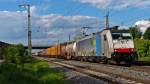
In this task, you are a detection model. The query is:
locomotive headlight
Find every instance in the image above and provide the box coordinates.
[130,48,135,52]
[114,49,118,52]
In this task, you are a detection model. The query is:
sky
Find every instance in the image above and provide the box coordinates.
[0,0,150,46]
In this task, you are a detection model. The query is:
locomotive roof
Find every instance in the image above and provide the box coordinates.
[58,26,130,45]
[76,35,94,42]
[59,41,75,46]
[110,29,130,33]
[76,26,130,41]
[96,26,130,34]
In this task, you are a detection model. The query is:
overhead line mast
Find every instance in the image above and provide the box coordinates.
[105,11,109,29]
[19,4,32,56]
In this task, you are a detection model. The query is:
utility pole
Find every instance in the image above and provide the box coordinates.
[19,4,32,56]
[105,11,109,29]
[69,34,71,42]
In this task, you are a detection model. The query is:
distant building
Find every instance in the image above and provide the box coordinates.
[135,20,150,34]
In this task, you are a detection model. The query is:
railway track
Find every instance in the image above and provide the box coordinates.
[58,61,149,84]
[133,61,150,66]
[53,62,118,84]
[127,66,150,73]
[98,64,150,73]
[35,56,149,84]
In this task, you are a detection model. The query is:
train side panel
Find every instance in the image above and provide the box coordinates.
[54,44,61,57]
[47,48,51,57]
[75,34,103,57]
[100,30,113,58]
[47,44,61,58]
[66,43,75,56]
[60,44,67,58]
[75,37,96,56]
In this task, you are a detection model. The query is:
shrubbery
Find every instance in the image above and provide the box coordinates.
[134,39,150,61]
[130,26,150,61]
[0,44,68,84]
[0,60,67,84]
[143,27,150,40]
[1,44,29,68]
[130,26,142,39]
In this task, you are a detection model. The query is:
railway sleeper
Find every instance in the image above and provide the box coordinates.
[73,56,108,64]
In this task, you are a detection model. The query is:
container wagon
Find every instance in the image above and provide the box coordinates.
[47,44,61,58]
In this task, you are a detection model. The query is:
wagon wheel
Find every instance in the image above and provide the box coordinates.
[100,56,108,64]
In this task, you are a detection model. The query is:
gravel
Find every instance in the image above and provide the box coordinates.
[48,62,109,84]
[60,60,150,83]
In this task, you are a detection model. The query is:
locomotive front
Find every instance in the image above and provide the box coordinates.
[111,29,137,63]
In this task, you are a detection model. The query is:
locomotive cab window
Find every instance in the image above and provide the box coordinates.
[104,35,107,41]
[112,33,121,40]
[112,33,131,40]
[122,33,131,39]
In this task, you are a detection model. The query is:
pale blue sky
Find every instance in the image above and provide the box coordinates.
[0,0,150,45]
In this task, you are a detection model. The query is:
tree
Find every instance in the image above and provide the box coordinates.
[2,44,28,66]
[130,26,142,39]
[143,27,150,40]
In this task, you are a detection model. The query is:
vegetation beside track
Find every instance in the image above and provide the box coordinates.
[0,44,68,84]
[130,27,150,61]
[134,39,150,61]
[0,60,68,84]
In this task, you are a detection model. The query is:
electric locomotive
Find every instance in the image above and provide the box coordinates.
[71,26,137,64]
[101,26,137,64]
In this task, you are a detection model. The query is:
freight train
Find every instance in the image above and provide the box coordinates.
[40,26,137,65]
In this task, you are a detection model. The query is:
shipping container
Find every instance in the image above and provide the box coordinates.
[47,44,61,58]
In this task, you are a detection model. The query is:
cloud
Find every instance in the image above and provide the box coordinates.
[0,11,26,39]
[75,0,150,10]
[135,20,150,33]
[112,0,150,9]
[74,0,111,9]
[0,6,101,46]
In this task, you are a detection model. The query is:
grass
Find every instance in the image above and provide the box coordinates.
[139,56,150,61]
[0,59,68,84]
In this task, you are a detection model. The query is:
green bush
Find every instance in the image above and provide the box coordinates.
[134,39,150,61]
[130,26,142,39]
[0,44,68,84]
[2,44,28,65]
[143,27,150,40]
[0,60,68,84]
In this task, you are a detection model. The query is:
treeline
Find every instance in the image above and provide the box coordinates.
[130,26,150,61]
